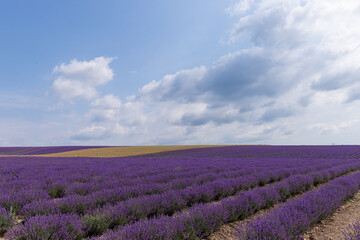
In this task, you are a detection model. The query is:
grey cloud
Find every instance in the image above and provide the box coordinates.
[180,111,240,126]
[230,2,311,49]
[89,112,111,123]
[138,67,206,103]
[311,71,360,91]
[239,104,255,113]
[136,48,301,129]
[201,51,280,102]
[298,94,313,107]
[139,49,291,107]
[346,90,360,103]
[180,114,210,126]
[260,108,294,123]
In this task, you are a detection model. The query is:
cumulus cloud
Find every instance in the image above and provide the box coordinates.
[52,57,115,100]
[138,49,284,105]
[87,94,147,126]
[67,0,360,144]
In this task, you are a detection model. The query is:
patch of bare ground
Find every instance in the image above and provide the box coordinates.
[302,190,360,240]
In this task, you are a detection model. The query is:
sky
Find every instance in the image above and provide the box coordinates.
[1,0,360,146]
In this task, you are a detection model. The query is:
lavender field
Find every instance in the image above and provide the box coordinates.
[0,146,109,156]
[1,145,360,239]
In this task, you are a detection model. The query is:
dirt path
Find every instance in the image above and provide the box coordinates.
[302,191,360,240]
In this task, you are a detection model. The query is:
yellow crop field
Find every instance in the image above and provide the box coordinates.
[0,145,229,158]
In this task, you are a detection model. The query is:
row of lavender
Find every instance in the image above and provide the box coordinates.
[3,157,360,238]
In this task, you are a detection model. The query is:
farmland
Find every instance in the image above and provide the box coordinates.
[1,145,360,239]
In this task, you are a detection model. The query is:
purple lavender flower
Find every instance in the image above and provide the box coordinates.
[342,220,360,240]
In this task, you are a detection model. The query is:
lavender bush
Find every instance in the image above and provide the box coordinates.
[6,214,84,240]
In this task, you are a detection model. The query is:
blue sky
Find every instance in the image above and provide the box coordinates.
[1,0,360,146]
[1,0,238,96]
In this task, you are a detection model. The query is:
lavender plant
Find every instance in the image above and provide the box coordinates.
[6,214,84,240]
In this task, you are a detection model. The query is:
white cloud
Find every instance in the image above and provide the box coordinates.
[226,0,254,16]
[88,94,122,122]
[52,57,115,100]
